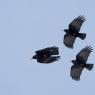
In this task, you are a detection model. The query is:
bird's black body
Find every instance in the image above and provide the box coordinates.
[63,16,86,48]
[70,46,93,81]
[32,46,60,63]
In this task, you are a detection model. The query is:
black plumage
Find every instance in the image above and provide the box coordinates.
[63,16,86,48]
[32,46,60,63]
[70,46,93,81]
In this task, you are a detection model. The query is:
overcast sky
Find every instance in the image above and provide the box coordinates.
[0,0,95,95]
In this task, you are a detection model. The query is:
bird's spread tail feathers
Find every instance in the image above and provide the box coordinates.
[78,33,86,40]
[85,64,93,70]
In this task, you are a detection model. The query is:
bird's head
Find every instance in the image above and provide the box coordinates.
[64,29,68,33]
[71,60,76,64]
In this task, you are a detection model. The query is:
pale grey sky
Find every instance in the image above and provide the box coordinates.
[0,0,95,95]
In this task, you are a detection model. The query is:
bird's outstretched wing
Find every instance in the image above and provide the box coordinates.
[70,64,84,81]
[64,34,76,48]
[37,56,60,63]
[36,46,59,55]
[69,16,86,32]
[76,46,93,62]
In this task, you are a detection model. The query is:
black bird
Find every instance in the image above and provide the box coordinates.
[70,46,93,81]
[63,16,86,48]
[32,46,60,63]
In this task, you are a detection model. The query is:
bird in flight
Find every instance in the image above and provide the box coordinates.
[32,46,60,63]
[70,46,93,81]
[63,16,86,48]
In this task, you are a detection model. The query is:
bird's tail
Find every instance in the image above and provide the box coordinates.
[78,33,86,40]
[44,56,61,63]
[85,64,93,70]
[51,56,60,61]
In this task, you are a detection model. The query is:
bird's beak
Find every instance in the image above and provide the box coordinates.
[32,55,38,59]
